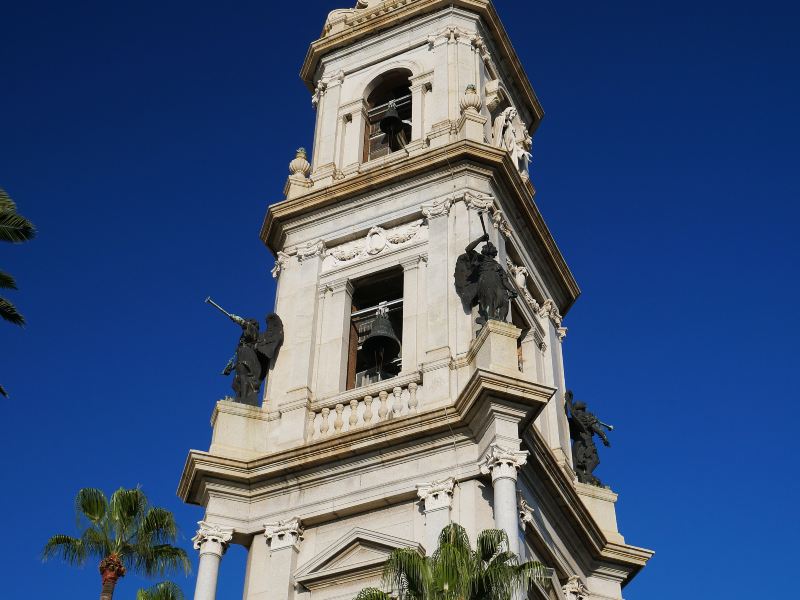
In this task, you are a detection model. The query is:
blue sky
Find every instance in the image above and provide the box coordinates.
[1,0,797,598]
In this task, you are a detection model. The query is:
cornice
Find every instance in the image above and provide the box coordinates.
[300,1,543,131]
[520,429,654,586]
[261,140,581,315]
[177,369,552,504]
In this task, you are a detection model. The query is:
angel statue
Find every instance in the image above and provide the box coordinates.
[492,106,532,176]
[454,232,518,326]
[206,298,284,406]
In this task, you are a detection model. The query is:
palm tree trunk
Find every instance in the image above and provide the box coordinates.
[100,578,117,600]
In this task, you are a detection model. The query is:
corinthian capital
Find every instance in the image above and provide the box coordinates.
[417,477,455,512]
[264,518,304,550]
[479,444,528,482]
[192,521,233,556]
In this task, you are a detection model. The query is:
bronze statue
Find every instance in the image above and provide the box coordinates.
[565,390,614,487]
[454,232,518,325]
[206,297,284,407]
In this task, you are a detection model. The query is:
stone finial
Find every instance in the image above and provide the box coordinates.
[459,84,482,114]
[192,521,234,556]
[417,477,456,512]
[264,518,304,550]
[479,444,529,482]
[289,148,311,178]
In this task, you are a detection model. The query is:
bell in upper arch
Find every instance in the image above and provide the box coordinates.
[379,100,404,136]
[362,306,401,373]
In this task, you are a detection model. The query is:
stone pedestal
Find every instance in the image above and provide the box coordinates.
[575,483,625,544]
[210,400,271,460]
[471,320,522,378]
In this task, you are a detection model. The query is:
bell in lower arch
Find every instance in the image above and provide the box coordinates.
[379,100,404,136]
[362,310,401,373]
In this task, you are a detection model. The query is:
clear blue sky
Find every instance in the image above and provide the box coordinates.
[1,1,797,598]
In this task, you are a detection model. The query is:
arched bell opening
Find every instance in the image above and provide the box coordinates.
[363,69,413,162]
[347,267,404,389]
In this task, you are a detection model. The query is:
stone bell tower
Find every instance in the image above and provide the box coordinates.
[179,2,653,600]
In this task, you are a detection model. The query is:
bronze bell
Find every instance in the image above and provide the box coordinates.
[362,311,401,369]
[379,100,404,136]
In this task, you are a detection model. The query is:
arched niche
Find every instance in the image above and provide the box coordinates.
[363,68,413,162]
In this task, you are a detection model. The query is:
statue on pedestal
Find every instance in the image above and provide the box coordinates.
[492,107,532,176]
[206,298,284,406]
[565,390,615,487]
[454,232,518,325]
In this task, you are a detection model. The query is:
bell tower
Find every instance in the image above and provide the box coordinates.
[179,2,653,600]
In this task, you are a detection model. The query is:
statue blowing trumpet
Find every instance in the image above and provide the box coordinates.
[205,296,245,326]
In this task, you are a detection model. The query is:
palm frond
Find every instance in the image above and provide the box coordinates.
[475,529,508,563]
[0,296,25,326]
[136,581,186,600]
[110,487,147,541]
[139,507,179,545]
[436,523,471,553]
[131,544,191,578]
[76,488,109,525]
[0,270,17,290]
[42,535,87,566]
[0,210,35,243]
[431,543,471,600]
[514,559,550,589]
[0,188,16,212]
[354,588,393,600]
[81,526,112,559]
[382,548,429,600]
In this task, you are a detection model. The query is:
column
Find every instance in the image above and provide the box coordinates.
[315,280,354,398]
[401,256,425,373]
[192,521,233,600]
[416,477,455,553]
[479,445,528,556]
[264,519,304,600]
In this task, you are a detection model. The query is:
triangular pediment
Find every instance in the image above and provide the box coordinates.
[295,527,424,586]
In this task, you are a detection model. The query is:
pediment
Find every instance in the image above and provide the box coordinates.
[295,527,424,586]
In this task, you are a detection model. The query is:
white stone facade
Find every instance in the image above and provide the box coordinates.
[179,2,652,600]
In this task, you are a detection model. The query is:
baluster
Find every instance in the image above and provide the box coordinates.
[393,387,403,418]
[334,404,344,432]
[306,410,317,440]
[349,399,359,428]
[408,382,418,415]
[363,396,374,425]
[378,391,389,420]
[321,408,330,436]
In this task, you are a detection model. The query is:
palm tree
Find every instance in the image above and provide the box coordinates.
[43,487,191,600]
[355,523,550,600]
[137,581,186,600]
[0,186,36,397]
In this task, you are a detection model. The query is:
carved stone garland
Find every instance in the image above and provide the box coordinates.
[323,220,426,270]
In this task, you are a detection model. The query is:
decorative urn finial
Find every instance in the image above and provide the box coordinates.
[289,147,311,178]
[460,84,482,114]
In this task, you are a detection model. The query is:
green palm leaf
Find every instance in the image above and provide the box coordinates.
[0,271,17,290]
[0,210,35,243]
[136,581,186,600]
[0,296,25,326]
[43,535,87,566]
[0,188,17,212]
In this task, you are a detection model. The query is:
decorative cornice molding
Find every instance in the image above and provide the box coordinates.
[192,521,233,556]
[417,477,456,512]
[264,517,304,550]
[421,196,453,219]
[538,299,563,327]
[479,444,528,482]
[506,258,540,311]
[462,191,512,238]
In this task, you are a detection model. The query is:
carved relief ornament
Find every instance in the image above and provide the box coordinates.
[192,521,233,554]
[264,518,304,550]
[417,477,456,512]
[323,220,426,269]
[562,576,590,600]
[463,192,512,238]
[505,258,540,311]
[479,444,529,482]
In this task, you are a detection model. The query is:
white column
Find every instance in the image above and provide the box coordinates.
[479,445,528,556]
[401,256,425,373]
[417,477,455,553]
[191,521,233,600]
[264,519,304,600]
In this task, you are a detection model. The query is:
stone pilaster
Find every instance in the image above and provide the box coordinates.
[479,444,528,555]
[192,521,233,600]
[417,477,455,552]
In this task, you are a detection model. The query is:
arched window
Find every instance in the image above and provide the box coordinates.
[364,69,413,162]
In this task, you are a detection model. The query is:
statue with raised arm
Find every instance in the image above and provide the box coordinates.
[565,390,614,487]
[454,233,518,326]
[206,297,284,407]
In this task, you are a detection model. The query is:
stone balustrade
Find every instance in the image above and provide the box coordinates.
[306,373,422,441]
